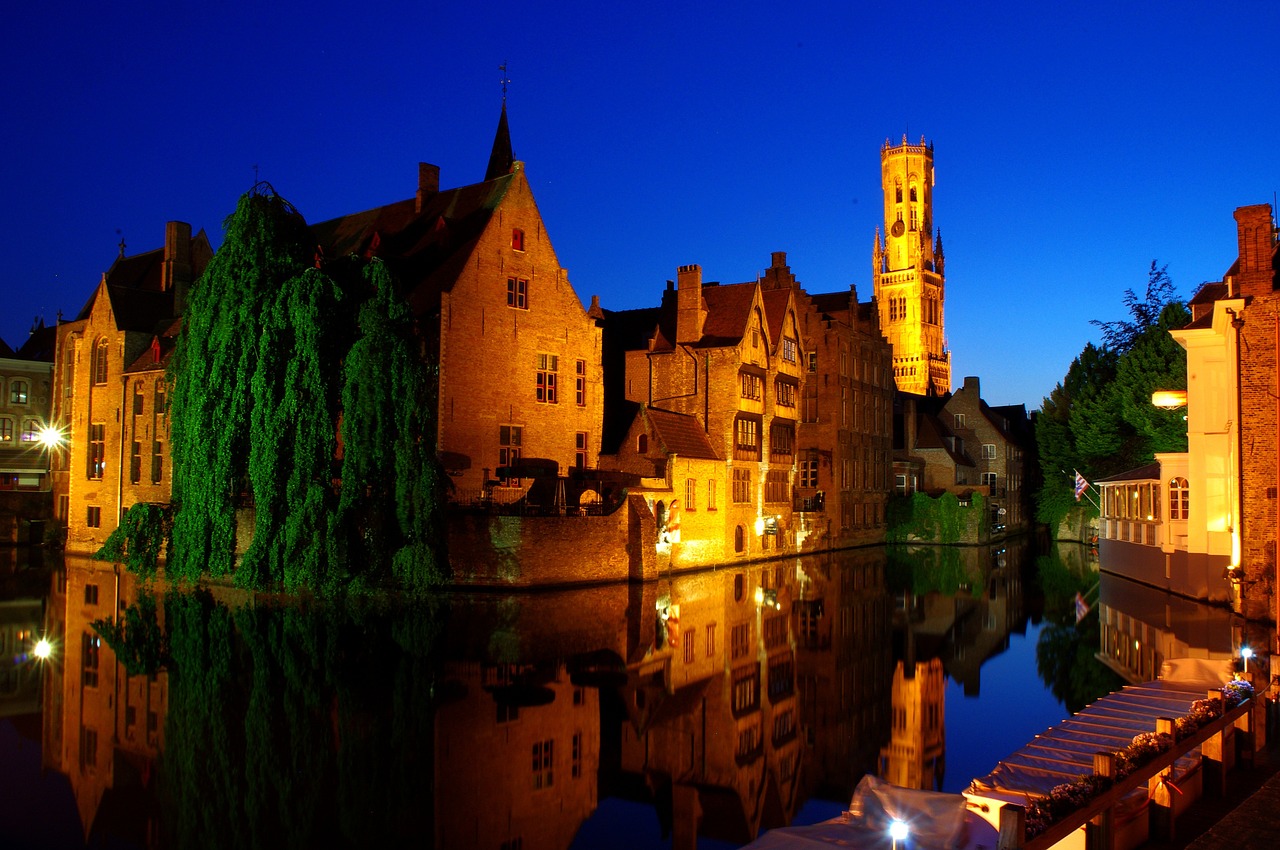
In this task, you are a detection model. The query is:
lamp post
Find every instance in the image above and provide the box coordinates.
[890,819,909,850]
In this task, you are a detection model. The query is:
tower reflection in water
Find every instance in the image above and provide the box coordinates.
[35,540,1061,849]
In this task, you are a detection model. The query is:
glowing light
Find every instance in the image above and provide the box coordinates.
[890,819,909,849]
[35,423,67,450]
[1151,390,1187,409]
[33,638,53,660]
[1242,646,1253,673]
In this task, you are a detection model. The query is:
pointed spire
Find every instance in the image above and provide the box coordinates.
[485,66,516,181]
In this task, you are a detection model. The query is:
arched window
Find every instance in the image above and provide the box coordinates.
[1169,478,1189,520]
[734,525,745,553]
[734,573,744,601]
[637,434,648,454]
[93,338,109,385]
[894,180,902,204]
[910,184,918,202]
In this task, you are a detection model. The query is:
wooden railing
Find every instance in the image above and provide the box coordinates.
[997,690,1260,850]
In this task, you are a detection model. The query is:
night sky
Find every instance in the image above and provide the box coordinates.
[3,1,1278,409]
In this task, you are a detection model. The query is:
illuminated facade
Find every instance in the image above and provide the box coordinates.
[1099,204,1277,617]
[0,325,55,542]
[311,106,605,502]
[767,253,895,550]
[53,223,212,553]
[604,262,806,565]
[873,137,950,396]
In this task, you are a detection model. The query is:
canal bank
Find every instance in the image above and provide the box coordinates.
[1156,741,1280,850]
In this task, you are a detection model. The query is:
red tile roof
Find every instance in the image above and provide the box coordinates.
[645,407,720,460]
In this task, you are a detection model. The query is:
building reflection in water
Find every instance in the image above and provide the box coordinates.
[1096,566,1240,685]
[35,540,1041,848]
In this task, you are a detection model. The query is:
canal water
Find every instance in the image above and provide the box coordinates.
[0,538,1239,849]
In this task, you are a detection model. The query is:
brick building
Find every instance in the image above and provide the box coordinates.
[311,105,604,504]
[941,377,1031,532]
[53,223,211,553]
[759,252,894,549]
[0,323,55,542]
[602,263,806,566]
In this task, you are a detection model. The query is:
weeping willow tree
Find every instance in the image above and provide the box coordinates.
[166,186,445,593]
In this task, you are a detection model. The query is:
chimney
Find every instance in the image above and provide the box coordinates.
[676,264,706,344]
[1234,204,1276,298]
[416,163,440,213]
[164,221,193,314]
[962,376,980,396]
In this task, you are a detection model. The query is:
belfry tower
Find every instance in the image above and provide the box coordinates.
[873,136,950,396]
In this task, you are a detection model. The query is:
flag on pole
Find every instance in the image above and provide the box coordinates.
[1073,470,1089,501]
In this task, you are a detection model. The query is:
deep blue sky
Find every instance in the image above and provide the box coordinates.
[3,1,1278,408]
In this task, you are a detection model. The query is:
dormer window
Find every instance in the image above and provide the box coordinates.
[511,228,525,251]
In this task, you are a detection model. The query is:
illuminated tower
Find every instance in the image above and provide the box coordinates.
[873,136,950,396]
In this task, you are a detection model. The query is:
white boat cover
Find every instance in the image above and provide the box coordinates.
[744,775,997,849]
[966,676,1219,799]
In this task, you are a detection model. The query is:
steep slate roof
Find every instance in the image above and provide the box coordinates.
[645,407,720,460]
[808,290,854,318]
[0,338,13,357]
[310,173,515,319]
[914,413,974,467]
[698,282,757,346]
[15,321,57,361]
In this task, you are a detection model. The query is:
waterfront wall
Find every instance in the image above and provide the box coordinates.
[447,494,656,586]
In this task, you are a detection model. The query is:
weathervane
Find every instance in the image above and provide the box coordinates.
[500,61,510,104]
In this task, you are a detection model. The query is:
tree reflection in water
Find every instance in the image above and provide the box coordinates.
[34,539,1136,849]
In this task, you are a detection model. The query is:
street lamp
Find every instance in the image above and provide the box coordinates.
[1241,646,1253,674]
[889,819,909,850]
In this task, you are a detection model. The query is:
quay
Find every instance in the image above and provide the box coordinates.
[962,660,1278,850]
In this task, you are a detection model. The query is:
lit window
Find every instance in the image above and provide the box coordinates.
[535,354,558,403]
[93,338,109,385]
[0,417,12,443]
[9,379,28,404]
[1169,477,1189,520]
[499,425,523,485]
[22,419,41,442]
[775,380,796,407]
[507,277,528,309]
[735,418,759,459]
[88,424,105,480]
[800,457,818,489]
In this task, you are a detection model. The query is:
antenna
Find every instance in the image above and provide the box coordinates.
[499,61,510,105]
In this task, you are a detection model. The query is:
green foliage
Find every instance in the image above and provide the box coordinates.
[886,491,985,544]
[886,545,986,596]
[1034,547,1124,712]
[1038,263,1189,527]
[93,502,171,578]
[145,590,443,849]
[167,187,445,593]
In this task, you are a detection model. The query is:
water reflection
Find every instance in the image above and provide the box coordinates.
[12,537,1120,848]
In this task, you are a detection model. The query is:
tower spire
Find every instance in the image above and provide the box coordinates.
[485,63,515,182]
